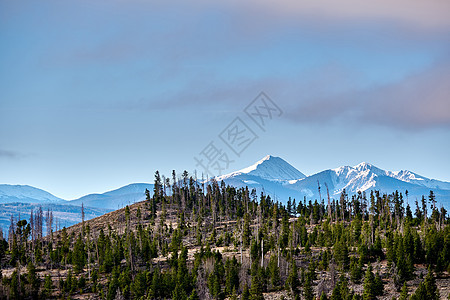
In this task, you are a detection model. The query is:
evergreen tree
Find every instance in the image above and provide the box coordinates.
[249,273,264,300]
[131,271,147,299]
[410,270,439,300]
[188,288,200,300]
[27,262,39,298]
[334,237,350,271]
[286,260,300,298]
[225,257,239,296]
[303,275,314,300]
[242,284,250,300]
[72,234,86,273]
[43,274,53,298]
[350,257,363,283]
[398,283,408,300]
[363,265,375,300]
[373,272,383,296]
[268,254,281,289]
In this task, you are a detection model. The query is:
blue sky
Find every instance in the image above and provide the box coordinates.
[1,0,449,199]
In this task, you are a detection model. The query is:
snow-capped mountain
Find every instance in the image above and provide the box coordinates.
[1,156,449,234]
[295,162,450,200]
[0,184,63,204]
[216,156,450,208]
[217,155,305,183]
[213,155,307,201]
[388,170,450,191]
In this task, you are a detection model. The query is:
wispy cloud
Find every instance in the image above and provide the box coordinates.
[129,57,450,130]
[0,149,22,159]
[284,58,450,129]
[206,0,450,33]
[74,0,450,32]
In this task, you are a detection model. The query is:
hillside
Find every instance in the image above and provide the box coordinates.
[2,156,449,236]
[0,174,449,300]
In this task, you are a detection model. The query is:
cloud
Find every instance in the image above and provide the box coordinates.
[37,0,450,69]
[364,61,450,128]
[118,53,450,131]
[284,58,450,129]
[85,0,450,33]
[0,150,22,159]
[206,0,450,33]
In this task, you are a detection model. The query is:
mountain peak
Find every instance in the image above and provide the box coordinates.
[218,155,306,182]
[261,154,274,160]
[353,162,376,171]
[354,162,372,168]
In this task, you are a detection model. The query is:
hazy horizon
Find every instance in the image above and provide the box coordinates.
[1,0,449,199]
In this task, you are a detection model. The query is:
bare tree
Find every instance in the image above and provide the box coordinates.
[45,208,53,237]
[325,183,332,221]
[30,209,35,243]
[318,180,322,203]
[35,206,43,240]
[81,203,85,235]
[8,214,15,251]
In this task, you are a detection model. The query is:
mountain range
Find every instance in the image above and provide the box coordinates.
[0,183,153,234]
[1,155,449,233]
[216,155,450,208]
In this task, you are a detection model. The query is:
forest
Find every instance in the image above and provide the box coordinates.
[0,170,448,300]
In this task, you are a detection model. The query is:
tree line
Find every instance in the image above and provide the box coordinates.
[0,170,448,299]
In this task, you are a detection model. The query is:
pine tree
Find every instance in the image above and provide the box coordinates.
[331,276,350,300]
[27,262,39,298]
[188,288,200,300]
[373,272,383,296]
[249,273,264,300]
[350,257,363,283]
[286,260,300,298]
[242,284,250,300]
[363,265,375,300]
[72,234,86,273]
[268,254,281,289]
[243,213,251,248]
[399,283,408,300]
[334,237,349,271]
[225,257,239,296]
[43,274,53,298]
[303,275,314,300]
[131,271,147,299]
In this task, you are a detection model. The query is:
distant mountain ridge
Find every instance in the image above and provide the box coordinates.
[0,184,63,204]
[1,156,449,234]
[0,202,111,235]
[215,156,450,209]
[69,183,154,210]
[0,183,153,234]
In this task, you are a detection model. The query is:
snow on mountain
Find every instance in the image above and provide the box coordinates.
[0,184,64,204]
[287,162,450,209]
[214,155,306,202]
[389,170,450,190]
[217,158,450,209]
[217,155,305,183]
[1,156,449,232]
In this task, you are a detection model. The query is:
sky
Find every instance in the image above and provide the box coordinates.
[1,0,450,200]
